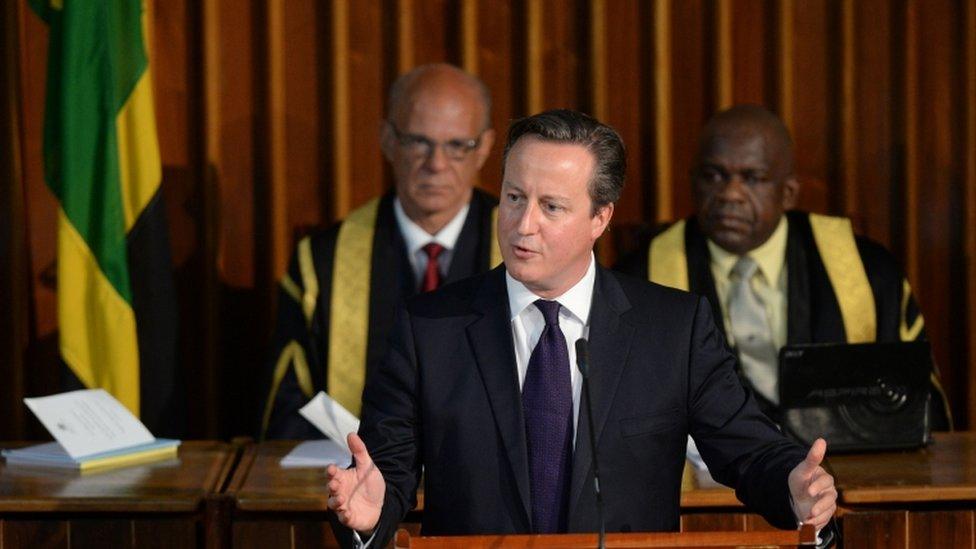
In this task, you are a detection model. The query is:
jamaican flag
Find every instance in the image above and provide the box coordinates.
[31,0,181,436]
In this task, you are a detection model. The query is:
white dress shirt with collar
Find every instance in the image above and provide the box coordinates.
[393,197,470,286]
[505,253,596,440]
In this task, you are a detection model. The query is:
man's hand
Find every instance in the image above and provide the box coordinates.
[326,433,386,534]
[788,438,837,530]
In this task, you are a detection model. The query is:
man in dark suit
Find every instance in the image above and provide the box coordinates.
[260,64,499,438]
[326,110,837,546]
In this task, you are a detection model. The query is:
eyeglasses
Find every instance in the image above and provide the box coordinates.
[387,122,484,160]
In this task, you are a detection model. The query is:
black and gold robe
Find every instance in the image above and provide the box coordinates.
[261,189,499,439]
[616,210,951,429]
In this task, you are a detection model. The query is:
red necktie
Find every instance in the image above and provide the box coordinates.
[421,242,445,292]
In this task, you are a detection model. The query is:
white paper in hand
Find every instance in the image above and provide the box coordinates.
[24,389,155,460]
[298,391,360,453]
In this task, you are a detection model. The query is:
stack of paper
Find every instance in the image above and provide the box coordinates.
[2,439,180,472]
[278,391,359,468]
[0,389,181,472]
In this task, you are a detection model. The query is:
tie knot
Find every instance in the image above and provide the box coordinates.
[731,256,759,281]
[534,299,561,326]
[423,242,445,260]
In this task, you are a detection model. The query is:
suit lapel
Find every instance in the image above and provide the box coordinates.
[568,267,634,521]
[466,267,532,525]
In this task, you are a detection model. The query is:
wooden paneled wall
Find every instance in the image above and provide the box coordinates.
[3,0,975,438]
[1,0,29,440]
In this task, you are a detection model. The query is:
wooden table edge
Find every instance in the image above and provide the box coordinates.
[840,485,976,504]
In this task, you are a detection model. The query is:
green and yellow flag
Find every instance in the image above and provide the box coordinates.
[31,0,180,435]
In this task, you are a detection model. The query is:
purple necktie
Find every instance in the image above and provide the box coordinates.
[522,299,573,533]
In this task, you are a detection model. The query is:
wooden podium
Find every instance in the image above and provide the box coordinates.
[393,524,817,548]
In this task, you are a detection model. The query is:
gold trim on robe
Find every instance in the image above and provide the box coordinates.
[648,219,689,291]
[328,198,381,417]
[808,213,876,343]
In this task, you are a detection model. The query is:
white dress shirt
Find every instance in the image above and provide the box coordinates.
[505,254,596,440]
[393,198,470,286]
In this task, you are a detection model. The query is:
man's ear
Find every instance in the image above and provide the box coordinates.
[380,122,396,163]
[782,176,800,209]
[591,202,614,239]
[474,128,495,169]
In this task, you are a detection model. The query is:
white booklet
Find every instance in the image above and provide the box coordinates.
[24,389,156,459]
[279,391,359,468]
[2,389,180,471]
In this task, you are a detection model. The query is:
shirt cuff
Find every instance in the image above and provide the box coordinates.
[789,494,824,546]
[352,529,376,549]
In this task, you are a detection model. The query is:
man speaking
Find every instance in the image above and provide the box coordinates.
[326,110,836,546]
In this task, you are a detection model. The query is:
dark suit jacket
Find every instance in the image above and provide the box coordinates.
[358,265,808,546]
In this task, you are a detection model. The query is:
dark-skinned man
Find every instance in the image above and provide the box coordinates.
[260,64,499,439]
[617,104,950,429]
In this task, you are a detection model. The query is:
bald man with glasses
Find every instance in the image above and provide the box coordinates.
[260,63,499,439]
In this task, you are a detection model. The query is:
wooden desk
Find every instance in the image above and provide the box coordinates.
[677,432,976,546]
[679,486,771,533]
[6,435,967,548]
[224,441,342,549]
[830,432,976,547]
[0,441,236,549]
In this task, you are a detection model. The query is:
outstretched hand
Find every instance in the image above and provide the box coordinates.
[788,438,837,531]
[326,433,386,534]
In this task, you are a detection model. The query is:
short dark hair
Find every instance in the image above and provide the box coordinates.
[503,109,626,213]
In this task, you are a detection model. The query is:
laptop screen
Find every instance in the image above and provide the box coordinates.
[777,341,931,452]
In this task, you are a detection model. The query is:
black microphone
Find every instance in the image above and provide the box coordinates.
[575,338,605,549]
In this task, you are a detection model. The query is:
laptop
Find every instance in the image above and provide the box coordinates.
[778,341,932,453]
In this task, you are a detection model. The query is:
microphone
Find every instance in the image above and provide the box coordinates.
[575,338,605,549]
